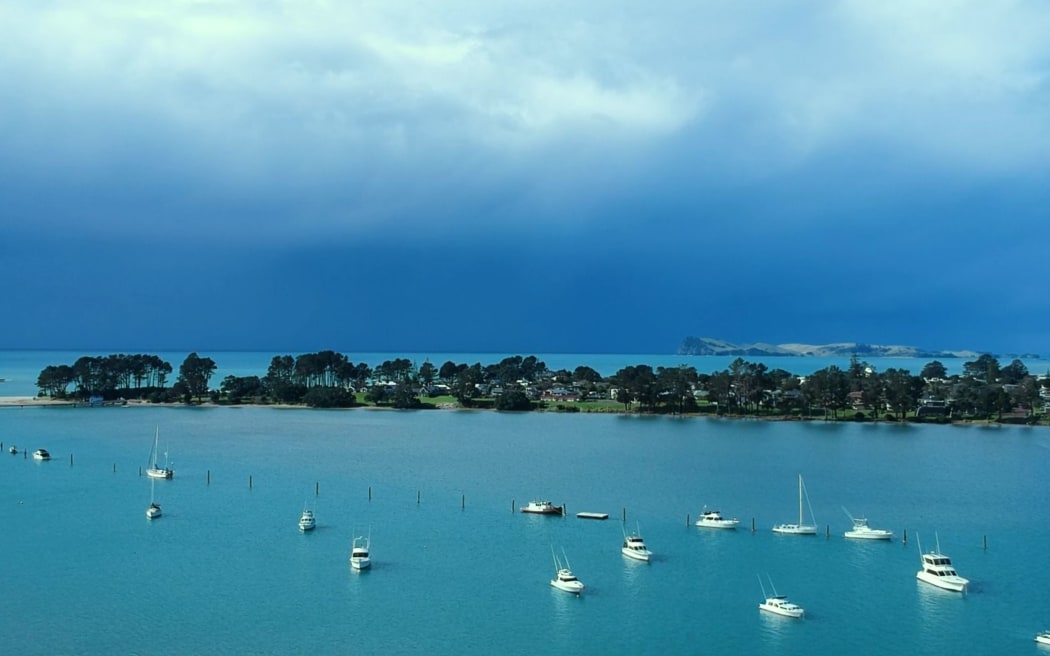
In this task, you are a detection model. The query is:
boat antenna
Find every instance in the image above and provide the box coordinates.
[757,574,768,599]
[767,575,779,597]
[562,547,572,571]
[935,532,941,554]
[915,532,923,560]
[551,545,559,570]
[841,506,854,522]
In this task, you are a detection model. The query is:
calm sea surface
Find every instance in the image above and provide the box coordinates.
[2,352,1050,655]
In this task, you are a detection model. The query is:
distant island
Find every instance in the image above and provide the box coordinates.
[676,337,1001,359]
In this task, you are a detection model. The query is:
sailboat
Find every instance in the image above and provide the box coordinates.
[772,474,817,535]
[146,426,174,480]
[146,478,162,519]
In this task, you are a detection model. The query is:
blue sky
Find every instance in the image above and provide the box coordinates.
[3,1,1049,355]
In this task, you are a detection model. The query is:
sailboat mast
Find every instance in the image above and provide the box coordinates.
[798,474,803,524]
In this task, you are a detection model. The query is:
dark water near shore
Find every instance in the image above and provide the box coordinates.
[2,403,1049,655]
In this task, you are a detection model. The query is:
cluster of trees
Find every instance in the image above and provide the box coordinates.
[35,352,215,404]
[680,354,1046,422]
[35,350,1049,421]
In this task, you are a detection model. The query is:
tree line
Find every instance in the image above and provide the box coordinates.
[34,351,1050,421]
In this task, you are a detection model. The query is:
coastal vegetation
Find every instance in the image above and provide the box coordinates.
[31,351,1050,425]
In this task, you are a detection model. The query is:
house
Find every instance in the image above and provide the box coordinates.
[542,387,580,402]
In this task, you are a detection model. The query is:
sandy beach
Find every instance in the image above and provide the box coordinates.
[0,396,77,407]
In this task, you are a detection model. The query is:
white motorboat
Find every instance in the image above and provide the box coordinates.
[695,508,740,529]
[772,474,817,535]
[621,524,652,562]
[550,547,584,595]
[349,532,371,570]
[521,500,564,515]
[1035,631,1050,646]
[758,575,804,618]
[843,509,893,540]
[298,507,316,532]
[8,445,16,455]
[146,426,174,480]
[32,449,50,461]
[760,595,805,618]
[915,533,968,592]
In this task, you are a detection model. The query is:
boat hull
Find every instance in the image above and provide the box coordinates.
[551,580,584,594]
[1035,633,1050,645]
[845,529,893,540]
[147,468,173,480]
[696,519,740,529]
[299,522,315,531]
[759,602,804,618]
[350,558,371,570]
[621,547,651,562]
[521,505,564,515]
[916,571,968,592]
[146,506,161,519]
[772,524,817,535]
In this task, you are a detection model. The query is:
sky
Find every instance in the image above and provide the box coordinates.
[2,1,1049,356]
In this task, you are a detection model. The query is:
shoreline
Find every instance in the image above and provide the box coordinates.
[0,395,1032,427]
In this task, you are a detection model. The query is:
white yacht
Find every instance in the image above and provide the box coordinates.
[298,508,316,532]
[1035,631,1050,646]
[146,427,174,480]
[32,449,50,461]
[758,576,804,618]
[695,508,740,529]
[621,524,652,562]
[8,445,17,455]
[349,533,371,570]
[760,595,805,618]
[521,500,564,515]
[550,548,584,595]
[915,534,968,592]
[844,516,893,541]
[772,474,817,535]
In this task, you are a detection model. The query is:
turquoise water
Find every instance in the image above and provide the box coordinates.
[2,403,1050,655]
